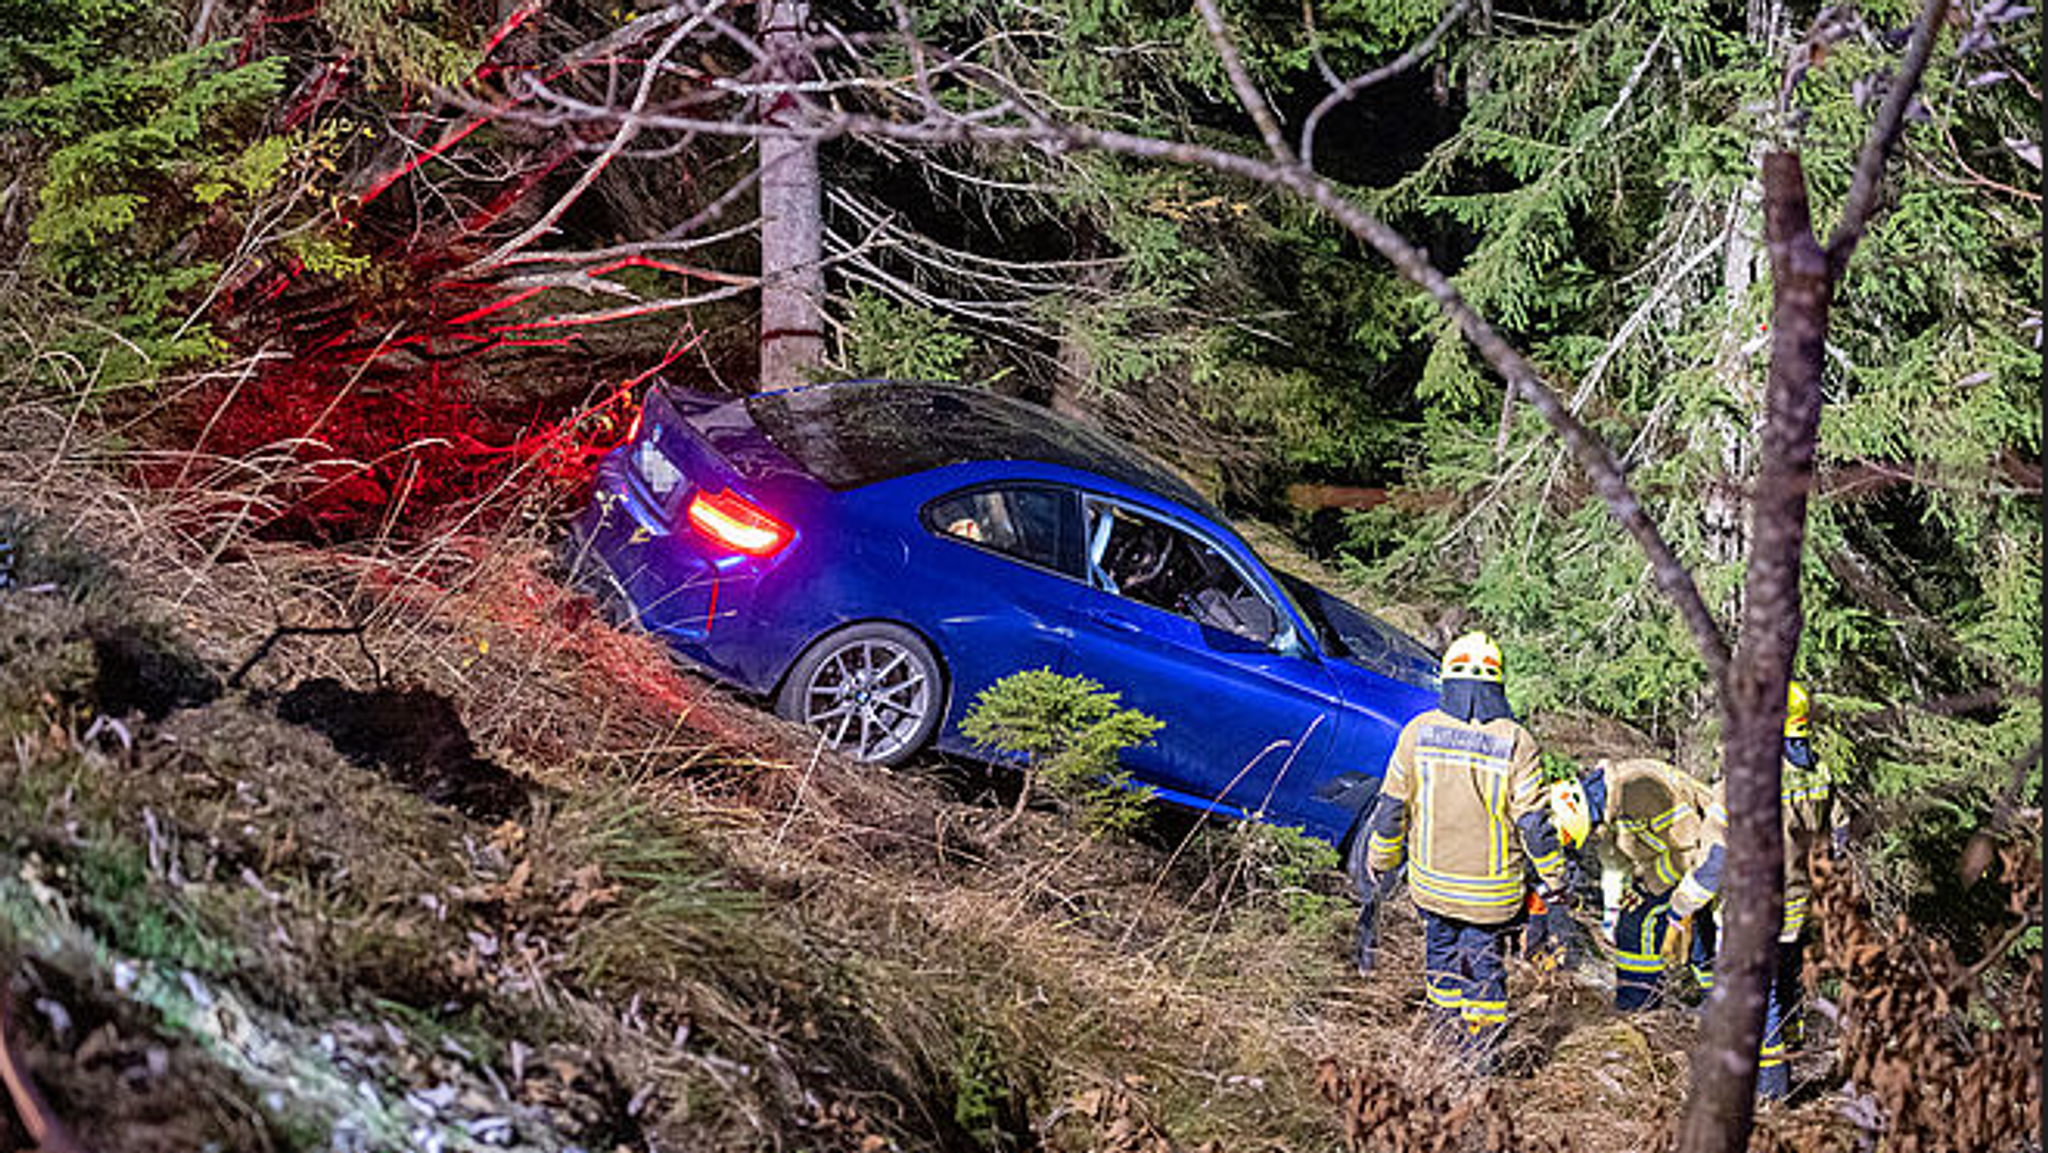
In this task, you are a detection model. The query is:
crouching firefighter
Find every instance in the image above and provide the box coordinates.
[1548,757,1726,1010]
[1362,632,1569,1067]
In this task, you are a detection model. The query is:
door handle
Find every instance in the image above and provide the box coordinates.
[1093,610,1144,635]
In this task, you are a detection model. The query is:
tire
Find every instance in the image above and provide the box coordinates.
[774,622,944,766]
[1344,813,1376,894]
[1340,777,1386,892]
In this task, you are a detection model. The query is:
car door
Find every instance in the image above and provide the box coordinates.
[911,483,1089,747]
[1065,495,1345,824]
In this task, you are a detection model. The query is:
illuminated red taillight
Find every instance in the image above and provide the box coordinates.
[686,488,793,557]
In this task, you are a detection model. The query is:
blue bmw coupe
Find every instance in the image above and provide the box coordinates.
[571,379,1438,846]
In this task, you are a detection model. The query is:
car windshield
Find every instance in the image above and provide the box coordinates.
[1274,571,1437,689]
[744,380,1217,516]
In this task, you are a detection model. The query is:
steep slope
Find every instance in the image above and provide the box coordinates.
[2,401,2016,1153]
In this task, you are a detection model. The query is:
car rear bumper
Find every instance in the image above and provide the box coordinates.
[572,452,763,676]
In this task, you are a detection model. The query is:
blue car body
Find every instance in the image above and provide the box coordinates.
[572,379,1438,846]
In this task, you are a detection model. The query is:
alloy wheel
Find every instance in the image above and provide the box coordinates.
[798,636,934,762]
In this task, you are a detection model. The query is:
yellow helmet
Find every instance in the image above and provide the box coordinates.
[1441,632,1504,683]
[1548,777,1592,849]
[1786,679,1810,738]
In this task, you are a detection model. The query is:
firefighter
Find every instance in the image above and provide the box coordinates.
[1362,632,1568,1067]
[1759,678,1838,1099]
[1548,757,1725,1010]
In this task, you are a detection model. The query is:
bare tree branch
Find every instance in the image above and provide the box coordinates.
[1301,0,1472,169]
[490,218,761,272]
[1827,0,1952,280]
[458,13,713,276]
[766,28,1741,683]
[1192,0,1297,165]
[1679,146,1824,1153]
[1680,4,1953,1149]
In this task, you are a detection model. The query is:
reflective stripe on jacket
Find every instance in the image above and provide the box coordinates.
[1367,709,1558,924]
[1602,758,1726,918]
[1780,748,1836,942]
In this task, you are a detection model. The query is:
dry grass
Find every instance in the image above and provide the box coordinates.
[2,388,2024,1153]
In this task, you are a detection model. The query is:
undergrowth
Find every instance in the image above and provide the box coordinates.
[0,379,2036,1153]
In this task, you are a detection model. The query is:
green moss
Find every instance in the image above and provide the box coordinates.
[69,835,238,974]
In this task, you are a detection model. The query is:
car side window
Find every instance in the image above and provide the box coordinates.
[925,487,1066,571]
[1085,500,1287,647]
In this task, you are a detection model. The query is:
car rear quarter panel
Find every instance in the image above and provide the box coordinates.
[755,464,1098,736]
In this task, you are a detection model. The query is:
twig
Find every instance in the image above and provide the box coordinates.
[1192,0,1295,165]
[1302,0,1472,169]
[0,991,90,1153]
[459,14,714,275]
[1826,0,1952,281]
[187,0,218,49]
[228,623,377,690]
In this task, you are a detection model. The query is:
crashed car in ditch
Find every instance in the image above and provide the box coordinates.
[570,379,1438,846]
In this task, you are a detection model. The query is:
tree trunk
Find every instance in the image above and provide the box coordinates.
[1678,149,1828,1153]
[1701,0,1781,577]
[757,0,825,390]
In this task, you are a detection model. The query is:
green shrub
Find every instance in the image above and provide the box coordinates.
[0,1,304,389]
[959,668,1162,838]
[950,1028,1019,1150]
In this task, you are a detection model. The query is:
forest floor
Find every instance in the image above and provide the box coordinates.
[0,398,1867,1153]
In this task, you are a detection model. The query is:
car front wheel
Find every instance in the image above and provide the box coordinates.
[775,622,944,766]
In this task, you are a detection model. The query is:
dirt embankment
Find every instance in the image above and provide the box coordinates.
[0,402,2031,1153]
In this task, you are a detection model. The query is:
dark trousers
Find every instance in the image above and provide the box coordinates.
[1421,910,1513,1059]
[1758,937,1805,1099]
[1613,896,1670,1010]
[1663,911,1801,1100]
[1614,893,1719,1011]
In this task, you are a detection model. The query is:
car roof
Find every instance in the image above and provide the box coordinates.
[739,380,1220,518]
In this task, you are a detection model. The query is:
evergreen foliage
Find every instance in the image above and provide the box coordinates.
[842,288,975,381]
[1325,2,2040,919]
[960,667,1163,837]
[319,0,474,86]
[885,0,2038,927]
[0,0,297,387]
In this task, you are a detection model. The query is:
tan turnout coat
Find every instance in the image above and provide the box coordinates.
[1367,710,1565,924]
[1603,758,1726,918]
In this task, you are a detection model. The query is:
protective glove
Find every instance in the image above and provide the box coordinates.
[1659,906,1694,967]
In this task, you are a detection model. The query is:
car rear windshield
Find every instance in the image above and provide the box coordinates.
[745,381,1215,513]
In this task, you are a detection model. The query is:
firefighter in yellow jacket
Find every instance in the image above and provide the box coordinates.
[1548,757,1726,1009]
[1364,632,1568,1064]
[1681,680,1840,1099]
[1763,678,1840,1097]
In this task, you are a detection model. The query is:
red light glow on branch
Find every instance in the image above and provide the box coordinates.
[158,8,735,548]
[478,1,544,63]
[357,114,492,210]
